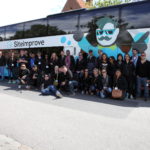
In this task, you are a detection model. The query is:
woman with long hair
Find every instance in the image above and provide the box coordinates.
[123,54,136,99]
[50,52,59,73]
[112,69,127,100]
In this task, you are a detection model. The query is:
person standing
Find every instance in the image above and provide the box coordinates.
[123,54,136,99]
[49,52,59,74]
[131,49,140,68]
[86,50,96,75]
[0,51,6,81]
[29,53,36,70]
[58,50,66,67]
[43,54,50,75]
[35,52,43,71]
[17,50,29,67]
[65,50,75,72]
[136,52,150,101]
[116,54,124,73]
[7,51,17,83]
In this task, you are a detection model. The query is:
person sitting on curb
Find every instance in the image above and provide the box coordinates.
[41,74,63,98]
[112,69,127,100]
[100,69,112,98]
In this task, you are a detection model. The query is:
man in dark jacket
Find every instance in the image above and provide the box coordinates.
[136,52,150,101]
[87,50,96,75]
[58,66,72,93]
[89,68,102,95]
[0,51,6,80]
[18,63,30,89]
[27,65,42,89]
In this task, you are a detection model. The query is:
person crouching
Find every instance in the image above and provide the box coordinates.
[100,69,112,98]
[18,63,30,89]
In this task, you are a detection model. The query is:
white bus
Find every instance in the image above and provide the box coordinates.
[0,0,149,59]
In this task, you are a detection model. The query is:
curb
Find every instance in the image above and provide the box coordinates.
[0,135,33,150]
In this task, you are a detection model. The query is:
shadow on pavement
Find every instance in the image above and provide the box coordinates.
[0,81,149,108]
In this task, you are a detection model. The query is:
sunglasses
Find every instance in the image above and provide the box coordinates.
[96,29,115,35]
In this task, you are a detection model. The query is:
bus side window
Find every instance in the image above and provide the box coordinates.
[121,2,150,29]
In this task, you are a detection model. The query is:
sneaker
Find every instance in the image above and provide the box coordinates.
[12,80,16,84]
[71,92,76,96]
[56,91,63,98]
[18,85,21,89]
[144,98,148,102]
[26,85,30,89]
[8,80,11,84]
[86,91,89,95]
[130,95,134,99]
[81,91,84,95]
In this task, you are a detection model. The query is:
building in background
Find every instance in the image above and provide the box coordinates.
[62,0,92,12]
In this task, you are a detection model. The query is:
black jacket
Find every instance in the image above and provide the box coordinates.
[101,75,112,88]
[58,71,72,85]
[7,57,17,69]
[91,75,103,90]
[136,60,150,78]
[87,56,96,72]
[113,76,127,90]
[41,79,54,89]
[80,75,92,90]
[107,63,117,77]
[18,69,30,79]
[75,58,87,72]
[49,59,59,72]
[42,59,50,74]
[116,61,124,72]
[65,55,75,71]
[99,61,109,71]
[0,55,6,66]
[35,57,44,70]
[123,61,135,77]
[58,56,66,67]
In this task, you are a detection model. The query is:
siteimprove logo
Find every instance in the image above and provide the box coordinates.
[14,40,45,48]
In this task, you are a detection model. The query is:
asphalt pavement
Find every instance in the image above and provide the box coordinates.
[0,81,150,150]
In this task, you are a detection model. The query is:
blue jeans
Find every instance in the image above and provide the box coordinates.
[41,85,57,96]
[136,76,149,98]
[69,80,78,93]
[100,87,112,98]
[8,68,17,80]
[0,66,5,80]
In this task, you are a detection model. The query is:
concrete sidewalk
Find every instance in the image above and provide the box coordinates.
[0,135,33,150]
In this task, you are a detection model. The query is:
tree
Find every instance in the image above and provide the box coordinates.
[85,0,132,8]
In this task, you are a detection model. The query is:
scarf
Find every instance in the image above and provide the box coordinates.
[65,55,71,69]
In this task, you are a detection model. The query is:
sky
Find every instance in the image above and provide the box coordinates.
[0,0,67,26]
[0,0,138,27]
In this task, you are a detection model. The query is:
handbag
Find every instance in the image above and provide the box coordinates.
[112,88,123,99]
[53,73,58,86]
